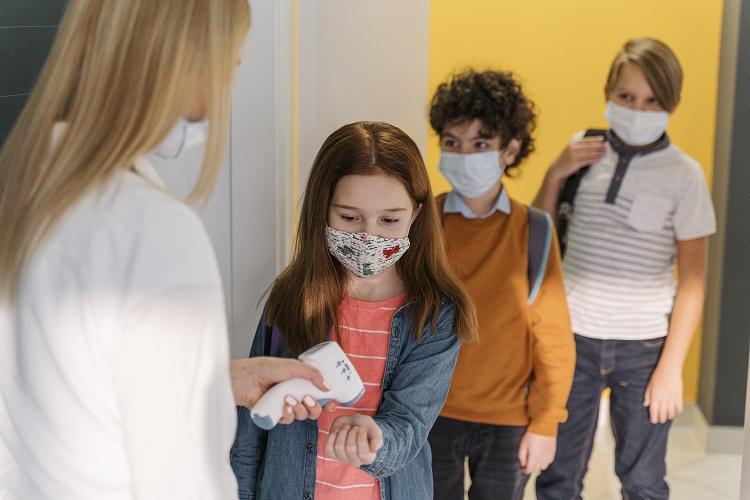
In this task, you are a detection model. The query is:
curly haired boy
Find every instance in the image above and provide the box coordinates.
[427,70,576,500]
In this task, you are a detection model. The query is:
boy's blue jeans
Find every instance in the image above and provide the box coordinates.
[429,416,528,500]
[536,334,671,500]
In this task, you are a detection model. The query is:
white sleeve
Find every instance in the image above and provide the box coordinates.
[673,162,717,241]
[112,206,237,500]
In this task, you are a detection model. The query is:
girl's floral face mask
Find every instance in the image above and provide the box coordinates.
[325,226,410,278]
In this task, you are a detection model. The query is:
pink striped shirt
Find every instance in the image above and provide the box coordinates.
[314,293,407,500]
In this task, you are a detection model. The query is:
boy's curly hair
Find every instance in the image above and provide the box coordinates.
[429,69,536,176]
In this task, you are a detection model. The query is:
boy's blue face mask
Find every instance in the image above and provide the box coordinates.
[438,150,504,199]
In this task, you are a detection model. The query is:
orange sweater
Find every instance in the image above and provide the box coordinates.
[438,194,575,436]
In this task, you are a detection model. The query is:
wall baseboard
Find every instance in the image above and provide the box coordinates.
[680,404,745,454]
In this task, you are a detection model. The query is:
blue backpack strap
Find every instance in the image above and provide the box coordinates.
[528,206,553,304]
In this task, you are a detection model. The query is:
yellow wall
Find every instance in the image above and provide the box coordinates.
[426,0,724,403]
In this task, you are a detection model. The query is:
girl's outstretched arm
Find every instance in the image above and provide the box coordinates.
[359,303,462,479]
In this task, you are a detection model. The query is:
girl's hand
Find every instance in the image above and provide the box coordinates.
[279,395,336,425]
[548,136,607,182]
[644,363,684,424]
[325,414,384,467]
[517,431,557,475]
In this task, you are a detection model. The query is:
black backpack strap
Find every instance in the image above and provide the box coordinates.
[528,206,553,304]
[556,169,587,257]
[556,128,608,257]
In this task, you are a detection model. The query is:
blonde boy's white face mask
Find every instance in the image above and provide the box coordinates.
[605,101,668,146]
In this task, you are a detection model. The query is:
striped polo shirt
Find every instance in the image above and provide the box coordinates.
[564,137,716,340]
[314,293,406,500]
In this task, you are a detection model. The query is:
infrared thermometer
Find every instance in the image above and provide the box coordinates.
[251,342,365,430]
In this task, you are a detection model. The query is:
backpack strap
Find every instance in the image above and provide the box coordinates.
[528,206,553,304]
[556,128,608,257]
[268,324,284,357]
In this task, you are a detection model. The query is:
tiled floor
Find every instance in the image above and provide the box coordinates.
[521,400,743,499]
[462,400,743,499]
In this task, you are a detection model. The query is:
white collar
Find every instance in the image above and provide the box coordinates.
[443,187,511,219]
[132,156,166,188]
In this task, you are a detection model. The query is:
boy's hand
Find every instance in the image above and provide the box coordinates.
[644,362,684,424]
[518,431,557,475]
[325,414,384,467]
[549,136,607,182]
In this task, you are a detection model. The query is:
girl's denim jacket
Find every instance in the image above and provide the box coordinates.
[230,300,461,500]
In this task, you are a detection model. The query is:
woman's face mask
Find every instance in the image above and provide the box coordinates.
[152,118,208,160]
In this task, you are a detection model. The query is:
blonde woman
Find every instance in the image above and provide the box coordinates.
[0,2,326,499]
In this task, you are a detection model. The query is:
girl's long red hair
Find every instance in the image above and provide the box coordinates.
[266,122,478,355]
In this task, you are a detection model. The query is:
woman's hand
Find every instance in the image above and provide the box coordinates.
[644,362,684,424]
[518,431,557,475]
[548,136,607,182]
[325,414,384,467]
[230,357,328,408]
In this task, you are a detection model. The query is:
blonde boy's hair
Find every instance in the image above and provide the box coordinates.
[605,38,683,112]
[0,0,251,300]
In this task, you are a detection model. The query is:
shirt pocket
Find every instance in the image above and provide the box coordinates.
[626,193,673,233]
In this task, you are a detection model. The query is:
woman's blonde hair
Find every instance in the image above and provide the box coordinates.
[605,37,683,112]
[0,0,250,300]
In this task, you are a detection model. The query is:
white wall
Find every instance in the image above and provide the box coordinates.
[154,0,430,358]
[297,0,431,190]
[228,0,294,358]
[154,0,294,359]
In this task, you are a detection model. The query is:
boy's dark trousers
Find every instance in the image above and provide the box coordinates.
[536,334,671,500]
[429,416,528,500]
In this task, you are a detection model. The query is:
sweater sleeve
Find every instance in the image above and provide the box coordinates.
[526,231,576,436]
